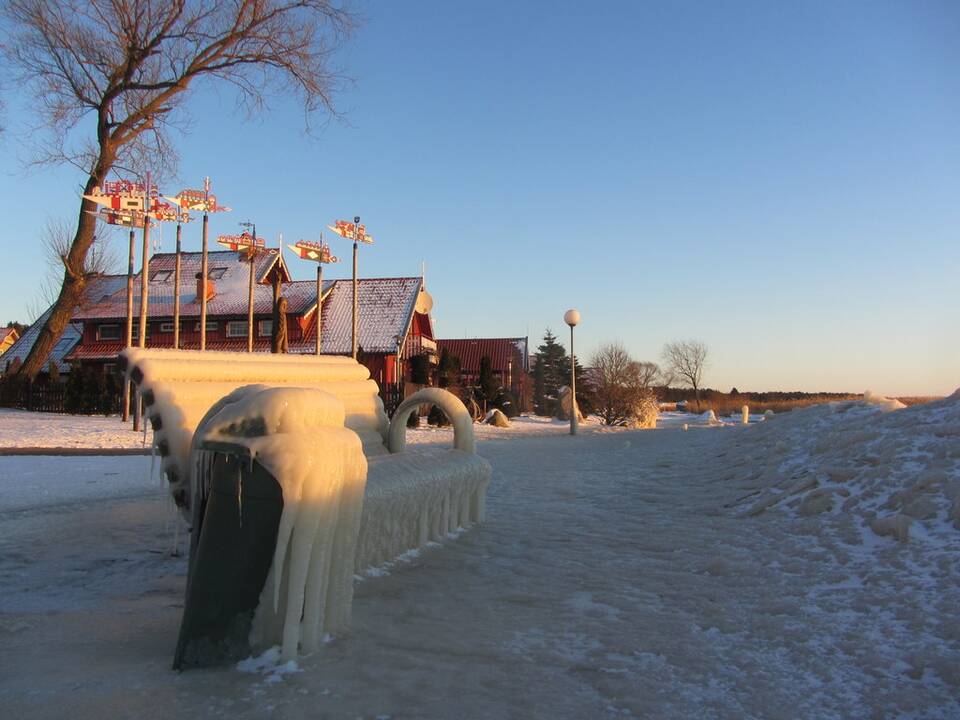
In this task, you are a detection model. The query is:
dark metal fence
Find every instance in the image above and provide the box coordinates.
[379,382,404,417]
[0,380,120,415]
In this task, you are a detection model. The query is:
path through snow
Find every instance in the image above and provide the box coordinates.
[0,400,957,718]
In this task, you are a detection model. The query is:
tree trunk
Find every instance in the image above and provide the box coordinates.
[17,166,110,380]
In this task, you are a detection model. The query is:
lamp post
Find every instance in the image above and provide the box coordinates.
[564,308,580,435]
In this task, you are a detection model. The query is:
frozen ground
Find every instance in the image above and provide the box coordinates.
[0,397,958,719]
[0,408,152,450]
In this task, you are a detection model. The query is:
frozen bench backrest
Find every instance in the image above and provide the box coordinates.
[120,348,391,505]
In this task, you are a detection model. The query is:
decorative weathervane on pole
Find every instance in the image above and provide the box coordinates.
[327,217,373,359]
[84,176,181,428]
[166,179,231,351]
[287,237,339,355]
[218,224,266,352]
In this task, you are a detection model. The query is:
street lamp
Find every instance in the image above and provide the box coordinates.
[564,308,580,435]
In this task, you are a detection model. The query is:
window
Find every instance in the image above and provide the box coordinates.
[98,324,121,341]
[208,267,227,280]
[150,270,173,283]
[193,320,218,332]
[259,319,273,337]
[226,321,247,337]
[160,322,176,333]
[132,322,151,340]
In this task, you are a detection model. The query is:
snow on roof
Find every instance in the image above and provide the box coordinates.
[72,250,300,320]
[3,274,127,373]
[303,277,425,355]
[436,337,529,374]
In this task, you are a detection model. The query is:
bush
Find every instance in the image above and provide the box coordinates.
[427,404,450,427]
[406,410,420,428]
[628,390,660,429]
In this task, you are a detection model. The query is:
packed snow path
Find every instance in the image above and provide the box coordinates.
[1,410,957,718]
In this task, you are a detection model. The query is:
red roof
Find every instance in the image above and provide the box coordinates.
[436,338,528,376]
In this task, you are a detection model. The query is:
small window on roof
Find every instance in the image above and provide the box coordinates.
[208,267,227,280]
[150,270,173,282]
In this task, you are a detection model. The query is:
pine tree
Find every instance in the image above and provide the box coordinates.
[477,355,499,412]
[532,329,568,416]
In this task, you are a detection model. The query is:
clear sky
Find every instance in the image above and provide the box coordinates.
[1,1,957,396]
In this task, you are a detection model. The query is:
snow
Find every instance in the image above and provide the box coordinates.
[0,408,152,449]
[1,395,958,718]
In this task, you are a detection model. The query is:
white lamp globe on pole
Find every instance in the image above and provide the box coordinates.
[564,309,580,435]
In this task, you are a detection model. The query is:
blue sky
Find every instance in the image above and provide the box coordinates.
[1,0,957,395]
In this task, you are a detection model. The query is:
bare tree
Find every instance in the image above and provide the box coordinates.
[27,217,121,321]
[591,342,656,426]
[2,0,355,378]
[662,339,708,412]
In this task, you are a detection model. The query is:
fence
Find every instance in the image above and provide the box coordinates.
[379,382,404,417]
[0,380,120,415]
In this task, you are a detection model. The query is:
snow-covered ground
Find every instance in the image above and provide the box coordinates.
[0,408,153,450]
[1,396,957,718]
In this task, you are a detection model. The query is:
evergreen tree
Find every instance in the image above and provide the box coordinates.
[532,329,568,415]
[437,348,461,389]
[477,355,499,411]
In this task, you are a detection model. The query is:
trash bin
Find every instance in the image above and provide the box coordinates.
[172,440,283,670]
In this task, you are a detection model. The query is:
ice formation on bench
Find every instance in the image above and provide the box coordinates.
[197,387,367,661]
[121,348,492,665]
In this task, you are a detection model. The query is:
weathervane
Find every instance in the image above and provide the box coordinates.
[219,222,266,352]
[165,178,231,351]
[288,237,339,355]
[327,217,374,359]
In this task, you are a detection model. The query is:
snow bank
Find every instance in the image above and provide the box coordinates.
[724,394,960,550]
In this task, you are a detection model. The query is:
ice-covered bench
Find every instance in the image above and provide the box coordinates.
[119,349,491,667]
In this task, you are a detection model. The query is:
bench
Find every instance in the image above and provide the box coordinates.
[119,349,491,667]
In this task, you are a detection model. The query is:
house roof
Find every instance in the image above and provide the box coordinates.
[72,250,300,320]
[3,274,127,373]
[436,337,529,375]
[65,275,431,361]
[303,276,428,354]
[0,328,18,343]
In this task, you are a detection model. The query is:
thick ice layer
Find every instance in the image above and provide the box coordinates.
[357,449,491,569]
[121,349,390,515]
[201,387,368,663]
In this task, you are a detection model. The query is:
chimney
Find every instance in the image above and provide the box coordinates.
[195,272,216,302]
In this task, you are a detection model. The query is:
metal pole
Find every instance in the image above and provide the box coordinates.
[173,217,182,349]
[200,177,210,351]
[570,324,578,435]
[352,239,358,359]
[247,248,255,353]
[122,228,134,424]
[138,173,151,350]
[316,263,323,355]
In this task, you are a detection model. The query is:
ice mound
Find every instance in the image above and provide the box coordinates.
[723,395,960,552]
[861,389,906,411]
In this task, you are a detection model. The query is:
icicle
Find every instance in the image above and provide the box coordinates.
[171,514,182,557]
[237,461,243,528]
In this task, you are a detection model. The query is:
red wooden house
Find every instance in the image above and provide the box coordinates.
[64,250,437,387]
